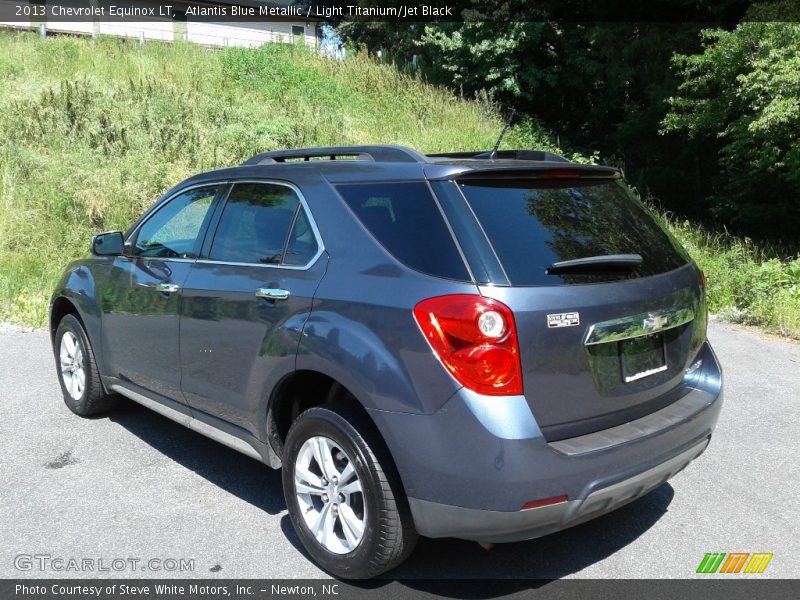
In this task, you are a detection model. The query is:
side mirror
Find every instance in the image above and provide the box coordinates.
[91,231,124,256]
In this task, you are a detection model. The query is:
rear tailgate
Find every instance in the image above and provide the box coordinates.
[481,267,705,440]
[453,176,706,441]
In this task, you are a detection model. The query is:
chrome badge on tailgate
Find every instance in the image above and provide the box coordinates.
[547,312,580,328]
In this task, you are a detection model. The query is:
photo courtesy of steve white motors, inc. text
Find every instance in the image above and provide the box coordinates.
[15,583,342,597]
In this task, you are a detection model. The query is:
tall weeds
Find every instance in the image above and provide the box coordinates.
[0,32,520,324]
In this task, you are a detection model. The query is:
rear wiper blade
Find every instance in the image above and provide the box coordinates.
[545,254,643,275]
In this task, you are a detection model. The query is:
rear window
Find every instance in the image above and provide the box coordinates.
[337,182,469,281]
[210,183,299,265]
[460,179,689,285]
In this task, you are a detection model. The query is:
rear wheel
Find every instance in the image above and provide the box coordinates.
[282,405,417,579]
[55,314,118,416]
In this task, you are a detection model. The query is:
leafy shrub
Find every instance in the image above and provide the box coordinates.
[661,215,800,338]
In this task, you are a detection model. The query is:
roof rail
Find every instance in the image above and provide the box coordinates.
[427,150,572,163]
[242,145,427,166]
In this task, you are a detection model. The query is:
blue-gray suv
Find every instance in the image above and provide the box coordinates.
[50,145,723,579]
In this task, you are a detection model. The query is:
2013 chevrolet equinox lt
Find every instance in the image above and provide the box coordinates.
[50,145,723,579]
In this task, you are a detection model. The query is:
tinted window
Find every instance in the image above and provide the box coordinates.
[460,180,689,286]
[209,183,299,265]
[134,186,218,258]
[284,208,319,266]
[337,182,469,281]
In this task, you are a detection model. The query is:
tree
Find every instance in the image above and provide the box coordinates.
[419,20,556,101]
[419,22,707,214]
[662,17,800,237]
[334,21,424,64]
[334,2,800,238]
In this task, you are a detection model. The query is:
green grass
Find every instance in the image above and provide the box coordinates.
[0,31,562,325]
[0,30,797,339]
[660,215,800,339]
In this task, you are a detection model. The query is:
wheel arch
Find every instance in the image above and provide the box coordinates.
[265,370,409,500]
[49,262,108,372]
[267,369,372,460]
[50,296,83,343]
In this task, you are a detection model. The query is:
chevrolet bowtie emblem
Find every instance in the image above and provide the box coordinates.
[643,313,668,331]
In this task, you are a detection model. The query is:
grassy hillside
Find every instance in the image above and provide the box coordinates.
[0,31,561,325]
[0,31,797,339]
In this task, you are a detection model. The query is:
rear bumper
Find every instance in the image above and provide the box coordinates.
[408,436,709,543]
[367,341,722,542]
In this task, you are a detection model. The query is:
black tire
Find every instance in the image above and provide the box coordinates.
[54,314,118,416]
[282,404,417,579]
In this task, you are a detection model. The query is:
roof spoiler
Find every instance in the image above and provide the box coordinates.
[426,150,571,163]
[425,164,620,181]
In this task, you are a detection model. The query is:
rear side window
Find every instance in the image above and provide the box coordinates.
[210,183,301,265]
[337,182,469,281]
[284,208,319,266]
[460,179,689,286]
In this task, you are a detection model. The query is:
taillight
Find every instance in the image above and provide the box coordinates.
[699,269,707,290]
[413,295,523,396]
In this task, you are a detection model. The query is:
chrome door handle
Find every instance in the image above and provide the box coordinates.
[155,282,180,294]
[256,288,290,301]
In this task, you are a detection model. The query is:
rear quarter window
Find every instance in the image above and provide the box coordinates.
[337,182,470,281]
[460,179,690,286]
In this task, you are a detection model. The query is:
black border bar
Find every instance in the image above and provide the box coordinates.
[0,1,797,24]
[3,579,800,600]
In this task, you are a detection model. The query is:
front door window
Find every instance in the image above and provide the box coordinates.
[133,186,219,259]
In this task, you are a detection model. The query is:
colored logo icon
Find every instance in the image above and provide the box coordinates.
[696,552,773,574]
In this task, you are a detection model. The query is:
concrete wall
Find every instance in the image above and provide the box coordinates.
[185,20,316,47]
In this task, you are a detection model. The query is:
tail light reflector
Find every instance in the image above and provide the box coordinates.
[521,495,569,510]
[413,294,523,396]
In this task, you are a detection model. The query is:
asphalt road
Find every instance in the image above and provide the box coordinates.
[1,320,798,581]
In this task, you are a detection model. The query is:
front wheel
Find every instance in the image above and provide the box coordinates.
[282,405,417,579]
[54,314,118,416]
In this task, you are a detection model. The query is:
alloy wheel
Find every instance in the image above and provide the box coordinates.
[294,435,366,554]
[59,331,85,401]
